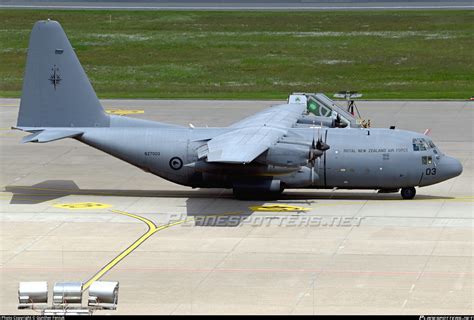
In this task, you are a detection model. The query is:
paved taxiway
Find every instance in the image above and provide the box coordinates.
[0,98,472,314]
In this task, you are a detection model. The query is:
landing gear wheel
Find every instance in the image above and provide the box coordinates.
[400,187,416,200]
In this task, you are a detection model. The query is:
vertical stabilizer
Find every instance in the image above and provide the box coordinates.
[17,20,110,128]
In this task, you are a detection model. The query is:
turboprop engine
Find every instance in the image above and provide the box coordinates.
[297,114,348,128]
[255,143,311,167]
[256,137,330,170]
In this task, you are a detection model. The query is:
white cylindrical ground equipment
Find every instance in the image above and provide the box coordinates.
[53,282,83,305]
[18,281,48,305]
[88,281,119,309]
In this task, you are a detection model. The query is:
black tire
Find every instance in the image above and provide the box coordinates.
[400,187,416,200]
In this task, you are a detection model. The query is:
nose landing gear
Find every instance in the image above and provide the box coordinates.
[401,187,416,200]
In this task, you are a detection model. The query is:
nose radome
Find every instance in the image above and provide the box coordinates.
[442,156,463,179]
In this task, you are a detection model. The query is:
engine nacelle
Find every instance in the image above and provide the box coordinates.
[297,115,335,127]
[256,143,309,167]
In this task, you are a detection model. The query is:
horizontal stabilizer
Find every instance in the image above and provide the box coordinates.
[22,129,83,143]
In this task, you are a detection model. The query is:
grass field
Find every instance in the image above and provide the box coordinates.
[0,10,473,99]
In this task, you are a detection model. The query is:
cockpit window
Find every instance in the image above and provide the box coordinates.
[413,138,439,152]
[427,139,436,149]
[412,138,429,151]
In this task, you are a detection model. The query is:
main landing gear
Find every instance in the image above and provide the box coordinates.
[400,187,416,200]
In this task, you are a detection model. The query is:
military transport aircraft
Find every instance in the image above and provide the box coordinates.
[14,20,463,199]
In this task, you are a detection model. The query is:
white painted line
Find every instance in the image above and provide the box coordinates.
[402,298,408,308]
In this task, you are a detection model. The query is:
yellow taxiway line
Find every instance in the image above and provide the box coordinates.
[105,109,145,116]
[82,209,244,290]
[83,209,188,290]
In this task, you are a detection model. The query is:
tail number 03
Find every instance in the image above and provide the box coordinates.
[426,168,437,175]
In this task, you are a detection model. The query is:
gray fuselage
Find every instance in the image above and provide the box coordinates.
[77,123,462,192]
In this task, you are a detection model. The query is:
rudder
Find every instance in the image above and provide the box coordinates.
[17,20,109,128]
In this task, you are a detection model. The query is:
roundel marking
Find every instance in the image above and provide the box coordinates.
[169,157,183,170]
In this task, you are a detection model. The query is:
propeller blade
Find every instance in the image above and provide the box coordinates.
[308,126,328,167]
[316,139,330,151]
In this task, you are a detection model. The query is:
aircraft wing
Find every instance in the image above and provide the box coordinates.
[204,103,307,164]
[229,103,307,129]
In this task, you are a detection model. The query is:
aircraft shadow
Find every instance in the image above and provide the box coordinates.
[4,180,252,227]
[4,180,455,227]
[5,180,234,204]
[279,191,453,201]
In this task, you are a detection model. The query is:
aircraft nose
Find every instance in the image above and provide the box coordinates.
[440,156,463,179]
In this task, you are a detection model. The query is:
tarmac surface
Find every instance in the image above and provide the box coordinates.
[1,0,473,10]
[0,98,473,314]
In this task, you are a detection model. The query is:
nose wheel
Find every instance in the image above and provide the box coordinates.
[401,187,416,200]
